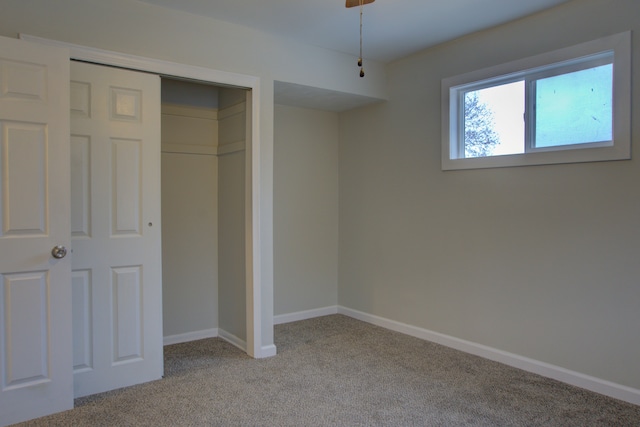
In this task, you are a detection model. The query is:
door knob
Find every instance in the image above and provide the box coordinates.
[51,245,68,259]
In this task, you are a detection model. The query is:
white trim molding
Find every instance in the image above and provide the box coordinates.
[163,328,219,346]
[441,31,631,170]
[164,328,263,358]
[218,329,247,352]
[260,345,278,358]
[337,306,640,406]
[19,35,258,89]
[217,140,246,155]
[274,306,339,325]
[162,103,218,120]
[161,143,218,156]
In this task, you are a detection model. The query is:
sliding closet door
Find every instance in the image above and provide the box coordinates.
[0,35,73,427]
[70,61,163,397]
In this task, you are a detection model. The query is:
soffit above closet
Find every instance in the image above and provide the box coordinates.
[274,81,383,113]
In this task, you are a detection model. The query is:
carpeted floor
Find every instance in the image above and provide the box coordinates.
[15,315,640,426]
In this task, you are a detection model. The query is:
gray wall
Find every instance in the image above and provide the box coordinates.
[339,0,640,390]
[274,105,339,316]
[218,88,248,341]
[218,149,247,340]
[161,153,218,336]
[161,80,219,338]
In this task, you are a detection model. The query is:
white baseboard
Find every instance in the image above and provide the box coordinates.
[163,328,218,346]
[259,344,278,358]
[274,306,338,325]
[164,327,269,359]
[218,328,247,352]
[337,306,640,406]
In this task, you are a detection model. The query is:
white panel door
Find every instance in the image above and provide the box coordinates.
[70,61,163,398]
[0,36,72,426]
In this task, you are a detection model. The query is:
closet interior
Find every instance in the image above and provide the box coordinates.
[160,78,249,347]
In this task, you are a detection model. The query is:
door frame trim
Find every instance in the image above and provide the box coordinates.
[20,34,269,358]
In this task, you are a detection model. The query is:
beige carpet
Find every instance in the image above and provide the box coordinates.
[16,315,640,426]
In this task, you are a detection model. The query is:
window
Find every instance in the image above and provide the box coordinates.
[441,32,631,170]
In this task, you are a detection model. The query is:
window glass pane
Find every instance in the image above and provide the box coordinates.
[464,81,524,158]
[535,64,612,148]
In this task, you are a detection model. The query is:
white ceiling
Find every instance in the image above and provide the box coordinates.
[140,0,572,112]
[137,0,571,63]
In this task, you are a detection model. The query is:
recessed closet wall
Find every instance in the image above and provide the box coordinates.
[161,78,247,345]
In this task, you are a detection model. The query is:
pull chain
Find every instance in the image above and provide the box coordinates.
[358,0,365,77]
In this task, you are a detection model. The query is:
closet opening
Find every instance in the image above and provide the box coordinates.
[160,77,251,352]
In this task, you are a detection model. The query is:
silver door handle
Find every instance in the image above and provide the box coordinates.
[51,245,67,259]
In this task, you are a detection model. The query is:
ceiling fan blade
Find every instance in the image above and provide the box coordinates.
[346,0,375,8]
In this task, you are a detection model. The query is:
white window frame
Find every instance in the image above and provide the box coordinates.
[441,31,631,171]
